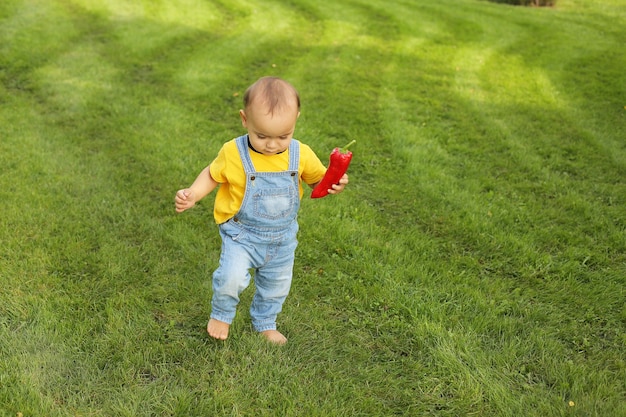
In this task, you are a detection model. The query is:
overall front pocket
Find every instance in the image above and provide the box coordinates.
[252,187,297,220]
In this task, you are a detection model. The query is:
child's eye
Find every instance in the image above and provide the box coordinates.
[257,135,266,139]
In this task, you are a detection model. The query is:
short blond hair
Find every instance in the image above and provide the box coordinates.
[243,76,300,115]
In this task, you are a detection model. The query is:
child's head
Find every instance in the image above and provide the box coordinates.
[243,76,300,115]
[240,77,301,156]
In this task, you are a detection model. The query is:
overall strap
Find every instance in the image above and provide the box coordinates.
[288,139,300,172]
[235,135,255,174]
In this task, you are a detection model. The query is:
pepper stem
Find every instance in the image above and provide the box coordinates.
[341,140,356,152]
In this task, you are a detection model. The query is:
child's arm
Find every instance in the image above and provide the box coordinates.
[175,165,219,213]
[310,173,349,195]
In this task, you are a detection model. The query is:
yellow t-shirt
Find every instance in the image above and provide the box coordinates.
[209,138,327,224]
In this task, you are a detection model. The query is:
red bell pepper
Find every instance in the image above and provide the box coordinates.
[311,140,355,198]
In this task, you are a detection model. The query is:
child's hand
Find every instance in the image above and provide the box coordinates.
[175,189,196,213]
[327,173,349,195]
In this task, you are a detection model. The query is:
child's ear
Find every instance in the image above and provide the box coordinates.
[297,111,301,119]
[240,110,248,127]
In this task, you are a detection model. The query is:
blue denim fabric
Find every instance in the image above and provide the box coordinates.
[210,219,298,331]
[210,135,301,332]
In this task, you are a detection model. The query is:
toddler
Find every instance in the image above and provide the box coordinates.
[175,77,349,344]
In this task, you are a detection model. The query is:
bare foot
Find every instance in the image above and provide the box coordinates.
[207,319,230,340]
[261,330,287,345]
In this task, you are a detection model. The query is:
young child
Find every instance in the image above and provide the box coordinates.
[175,77,349,345]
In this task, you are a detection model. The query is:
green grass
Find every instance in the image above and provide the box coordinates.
[1,0,625,415]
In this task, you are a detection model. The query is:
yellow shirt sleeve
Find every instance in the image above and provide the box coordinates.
[209,139,327,224]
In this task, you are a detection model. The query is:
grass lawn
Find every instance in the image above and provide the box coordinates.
[1,0,625,415]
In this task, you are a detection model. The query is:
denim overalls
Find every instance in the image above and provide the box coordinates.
[210,135,301,332]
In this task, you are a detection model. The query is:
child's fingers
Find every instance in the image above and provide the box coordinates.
[175,190,191,204]
[328,184,343,194]
[327,174,349,194]
[175,189,194,212]
[175,201,192,212]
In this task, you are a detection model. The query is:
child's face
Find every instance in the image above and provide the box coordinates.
[240,102,300,156]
